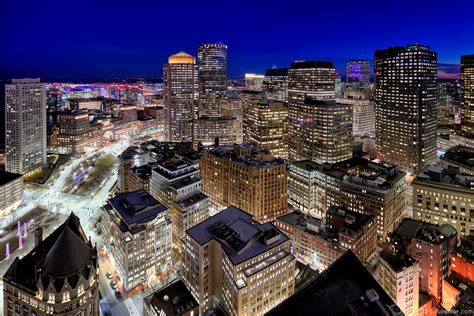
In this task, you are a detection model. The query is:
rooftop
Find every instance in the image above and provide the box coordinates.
[0,170,22,186]
[379,246,417,273]
[108,189,167,227]
[441,145,474,168]
[144,279,198,316]
[186,206,288,266]
[290,61,334,69]
[414,164,474,190]
[3,213,97,294]
[264,68,288,77]
[266,250,400,316]
[175,192,209,209]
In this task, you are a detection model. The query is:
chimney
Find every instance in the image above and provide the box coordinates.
[34,227,43,247]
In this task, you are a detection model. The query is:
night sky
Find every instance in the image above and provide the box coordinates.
[2,0,473,79]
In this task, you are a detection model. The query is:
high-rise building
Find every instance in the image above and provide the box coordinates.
[200,143,287,223]
[192,116,240,149]
[3,213,100,316]
[339,88,375,137]
[101,190,172,291]
[118,146,150,193]
[5,78,47,174]
[263,68,289,102]
[413,164,474,237]
[461,55,474,136]
[243,100,288,159]
[374,44,437,173]
[287,61,337,161]
[180,206,296,315]
[198,43,228,117]
[245,73,265,91]
[346,60,371,86]
[378,248,420,316]
[163,52,198,142]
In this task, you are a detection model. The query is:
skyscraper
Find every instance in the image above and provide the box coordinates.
[461,54,474,136]
[374,44,437,173]
[197,43,228,117]
[346,60,371,86]
[5,78,47,174]
[287,61,337,161]
[163,52,198,142]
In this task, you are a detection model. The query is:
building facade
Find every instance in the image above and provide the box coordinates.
[101,190,172,291]
[461,55,474,136]
[163,52,198,142]
[0,171,23,217]
[3,213,99,316]
[339,88,375,137]
[262,68,288,102]
[346,60,371,87]
[180,206,296,316]
[243,100,288,159]
[374,44,437,173]
[5,78,47,174]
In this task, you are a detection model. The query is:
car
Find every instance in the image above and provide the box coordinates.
[106,272,112,279]
[110,281,117,290]
[114,290,123,300]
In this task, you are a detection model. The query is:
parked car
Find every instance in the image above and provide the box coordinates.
[106,272,112,279]
[110,281,117,290]
[114,290,123,300]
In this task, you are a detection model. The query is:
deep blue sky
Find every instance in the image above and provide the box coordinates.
[2,0,473,79]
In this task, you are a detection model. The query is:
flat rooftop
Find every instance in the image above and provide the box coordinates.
[144,279,198,316]
[441,145,474,168]
[0,170,22,186]
[414,164,474,190]
[266,251,399,316]
[108,189,167,226]
[186,206,289,266]
[393,218,457,246]
[175,192,209,209]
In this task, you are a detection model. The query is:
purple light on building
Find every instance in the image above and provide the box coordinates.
[6,243,10,258]
[19,233,23,249]
[346,60,370,86]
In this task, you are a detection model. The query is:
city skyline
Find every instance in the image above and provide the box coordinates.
[2,0,473,79]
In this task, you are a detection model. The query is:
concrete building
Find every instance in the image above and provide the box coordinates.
[461,55,474,136]
[266,250,402,316]
[0,170,23,217]
[180,206,296,315]
[378,248,420,316]
[287,61,336,161]
[3,213,99,316]
[200,143,287,223]
[413,164,474,237]
[163,52,198,142]
[243,100,288,159]
[5,78,47,175]
[339,88,375,137]
[192,116,240,149]
[276,206,376,271]
[374,44,437,173]
[440,145,474,175]
[449,235,474,285]
[101,190,172,291]
[262,68,288,102]
[118,146,150,193]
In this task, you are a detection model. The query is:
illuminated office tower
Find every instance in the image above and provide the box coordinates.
[198,43,228,117]
[374,44,437,173]
[245,73,264,90]
[263,67,289,102]
[163,52,198,142]
[346,60,371,86]
[180,206,295,315]
[243,100,288,159]
[339,88,375,137]
[461,55,474,136]
[192,116,240,149]
[287,61,336,161]
[5,78,47,174]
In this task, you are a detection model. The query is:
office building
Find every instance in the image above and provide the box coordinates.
[449,235,474,285]
[5,78,47,174]
[374,44,437,173]
[346,60,371,86]
[378,247,420,316]
[180,206,296,315]
[266,250,402,316]
[461,55,474,136]
[262,68,288,102]
[440,145,474,175]
[0,170,23,217]
[243,100,288,159]
[118,146,150,193]
[143,279,199,316]
[3,213,99,316]
[163,52,198,142]
[192,116,240,149]
[198,43,228,117]
[276,206,376,271]
[200,143,287,223]
[245,73,265,91]
[339,88,375,137]
[101,190,172,291]
[391,219,457,304]
[413,164,474,237]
